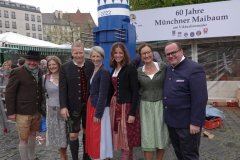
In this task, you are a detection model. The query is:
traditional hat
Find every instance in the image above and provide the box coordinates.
[24,50,41,60]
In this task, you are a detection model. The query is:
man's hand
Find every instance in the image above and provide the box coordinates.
[190,124,200,135]
[127,115,135,123]
[8,114,16,122]
[60,108,69,121]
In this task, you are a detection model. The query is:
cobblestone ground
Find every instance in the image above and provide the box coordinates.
[1,107,240,160]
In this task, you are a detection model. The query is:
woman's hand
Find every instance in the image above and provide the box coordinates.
[128,115,135,123]
[94,117,101,123]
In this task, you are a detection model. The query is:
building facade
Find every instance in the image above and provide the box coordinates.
[0,1,96,46]
[42,10,96,46]
[0,0,43,39]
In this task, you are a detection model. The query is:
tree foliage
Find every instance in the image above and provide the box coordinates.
[130,0,227,10]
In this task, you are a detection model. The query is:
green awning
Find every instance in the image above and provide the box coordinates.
[4,44,71,55]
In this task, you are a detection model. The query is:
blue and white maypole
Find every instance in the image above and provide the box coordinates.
[93,0,136,70]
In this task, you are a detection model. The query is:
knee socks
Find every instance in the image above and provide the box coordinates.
[28,137,36,160]
[69,139,79,160]
[19,143,29,160]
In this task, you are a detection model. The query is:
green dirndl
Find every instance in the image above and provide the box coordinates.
[140,100,170,151]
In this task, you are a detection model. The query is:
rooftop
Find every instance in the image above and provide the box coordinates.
[0,0,41,13]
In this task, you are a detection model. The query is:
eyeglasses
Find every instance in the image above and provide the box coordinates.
[141,51,152,56]
[165,49,180,57]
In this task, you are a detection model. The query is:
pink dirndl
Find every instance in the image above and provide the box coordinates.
[110,77,141,151]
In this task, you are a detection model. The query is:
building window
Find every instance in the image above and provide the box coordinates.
[4,10,9,18]
[0,10,1,17]
[26,23,30,30]
[5,21,9,28]
[11,11,16,19]
[38,34,42,40]
[32,24,36,31]
[46,35,51,41]
[0,20,2,27]
[31,15,35,21]
[20,5,26,8]
[38,25,42,31]
[12,22,17,29]
[32,33,36,38]
[37,15,41,22]
[12,22,16,29]
[10,3,16,7]
[25,14,29,21]
[29,7,36,11]
[26,32,30,37]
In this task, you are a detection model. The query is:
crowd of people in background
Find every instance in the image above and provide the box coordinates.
[1,41,208,160]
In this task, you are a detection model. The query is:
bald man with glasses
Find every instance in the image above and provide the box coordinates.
[163,42,208,160]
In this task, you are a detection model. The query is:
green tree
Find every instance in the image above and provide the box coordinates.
[130,0,227,10]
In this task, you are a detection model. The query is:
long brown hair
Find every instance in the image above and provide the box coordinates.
[109,42,130,68]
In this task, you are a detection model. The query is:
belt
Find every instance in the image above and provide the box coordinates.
[49,106,59,111]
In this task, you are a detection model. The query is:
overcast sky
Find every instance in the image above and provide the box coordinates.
[11,0,98,24]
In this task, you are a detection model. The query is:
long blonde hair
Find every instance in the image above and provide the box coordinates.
[46,56,62,74]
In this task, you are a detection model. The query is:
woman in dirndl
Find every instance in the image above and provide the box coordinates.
[85,46,113,160]
[137,43,170,160]
[109,42,141,160]
[45,56,68,160]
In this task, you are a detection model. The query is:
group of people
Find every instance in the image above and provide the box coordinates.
[5,41,208,160]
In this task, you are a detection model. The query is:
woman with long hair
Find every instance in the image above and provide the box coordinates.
[45,56,68,160]
[109,42,141,160]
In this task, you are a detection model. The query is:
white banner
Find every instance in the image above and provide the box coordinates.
[130,1,240,42]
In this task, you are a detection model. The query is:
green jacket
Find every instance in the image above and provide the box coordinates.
[138,62,166,102]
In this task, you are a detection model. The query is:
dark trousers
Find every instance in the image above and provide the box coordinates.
[168,126,201,160]
[68,103,90,160]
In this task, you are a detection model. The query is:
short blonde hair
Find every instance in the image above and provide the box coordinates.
[71,41,84,51]
[90,46,105,59]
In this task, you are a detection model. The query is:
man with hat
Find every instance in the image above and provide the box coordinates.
[5,50,43,160]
